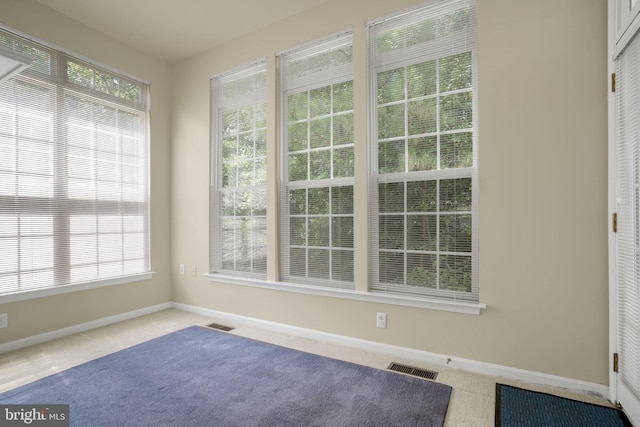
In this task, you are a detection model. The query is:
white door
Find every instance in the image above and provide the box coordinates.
[610,1,640,424]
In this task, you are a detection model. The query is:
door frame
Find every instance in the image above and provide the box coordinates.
[609,1,640,424]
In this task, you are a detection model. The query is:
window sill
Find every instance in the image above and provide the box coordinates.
[205,273,486,315]
[0,272,156,304]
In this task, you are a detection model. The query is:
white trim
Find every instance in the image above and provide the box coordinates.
[0,272,155,304]
[0,302,170,355]
[205,273,486,315]
[173,302,609,398]
[608,0,620,406]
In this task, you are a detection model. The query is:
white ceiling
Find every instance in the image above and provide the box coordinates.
[33,0,333,63]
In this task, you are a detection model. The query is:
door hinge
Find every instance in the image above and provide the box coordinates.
[613,212,618,233]
[614,352,619,373]
[612,73,616,92]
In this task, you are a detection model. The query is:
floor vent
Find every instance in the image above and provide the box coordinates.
[388,362,438,380]
[206,322,235,332]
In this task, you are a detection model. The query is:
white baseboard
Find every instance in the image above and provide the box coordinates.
[172,302,610,399]
[0,300,610,400]
[0,302,171,355]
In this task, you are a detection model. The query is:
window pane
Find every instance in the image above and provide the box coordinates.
[439,214,472,253]
[289,189,307,215]
[406,253,437,287]
[440,178,472,212]
[379,140,405,174]
[333,146,354,178]
[308,187,329,214]
[378,104,405,139]
[440,132,472,169]
[331,185,353,214]
[288,122,307,151]
[309,248,329,279]
[333,113,353,146]
[379,252,404,284]
[440,92,472,131]
[439,254,472,291]
[379,215,404,250]
[379,182,404,213]
[439,52,472,92]
[333,81,353,112]
[407,180,437,212]
[408,98,437,135]
[408,61,437,98]
[310,150,331,180]
[308,217,329,247]
[310,118,330,148]
[408,136,437,171]
[290,217,306,246]
[289,153,308,181]
[310,87,331,117]
[378,68,404,103]
[332,217,353,248]
[288,92,308,121]
[407,215,436,251]
[332,250,354,282]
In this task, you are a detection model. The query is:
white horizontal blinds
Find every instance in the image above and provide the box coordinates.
[280,32,355,289]
[0,28,149,295]
[616,36,640,402]
[211,61,267,278]
[368,0,478,301]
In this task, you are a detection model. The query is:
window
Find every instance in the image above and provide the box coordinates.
[279,32,355,289]
[0,28,150,296]
[210,61,267,278]
[367,0,478,301]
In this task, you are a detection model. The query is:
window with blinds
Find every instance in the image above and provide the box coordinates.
[0,28,150,296]
[210,61,267,278]
[367,0,478,301]
[615,30,640,408]
[279,32,355,289]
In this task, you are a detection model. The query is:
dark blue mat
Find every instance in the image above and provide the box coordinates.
[495,384,632,427]
[1,326,452,426]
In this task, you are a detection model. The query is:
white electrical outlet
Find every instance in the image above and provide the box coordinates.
[0,313,7,328]
[179,264,185,275]
[376,312,387,329]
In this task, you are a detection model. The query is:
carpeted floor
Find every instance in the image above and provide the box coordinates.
[495,384,632,427]
[0,326,453,426]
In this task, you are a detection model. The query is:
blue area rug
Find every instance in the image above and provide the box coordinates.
[0,326,452,426]
[495,384,632,427]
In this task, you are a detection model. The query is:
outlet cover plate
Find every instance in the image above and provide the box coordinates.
[376,312,386,329]
[0,313,7,328]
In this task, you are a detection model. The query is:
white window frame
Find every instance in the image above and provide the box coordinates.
[279,31,356,289]
[207,2,485,315]
[0,26,152,304]
[367,0,479,302]
[210,60,268,279]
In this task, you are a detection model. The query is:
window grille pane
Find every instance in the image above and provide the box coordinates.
[368,0,477,301]
[211,61,267,278]
[280,32,355,289]
[0,27,150,296]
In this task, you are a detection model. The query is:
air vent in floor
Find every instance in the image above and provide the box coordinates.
[206,322,235,332]
[388,362,438,380]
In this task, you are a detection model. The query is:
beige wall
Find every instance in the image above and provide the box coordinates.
[0,0,609,387]
[0,0,172,342]
[171,0,609,385]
